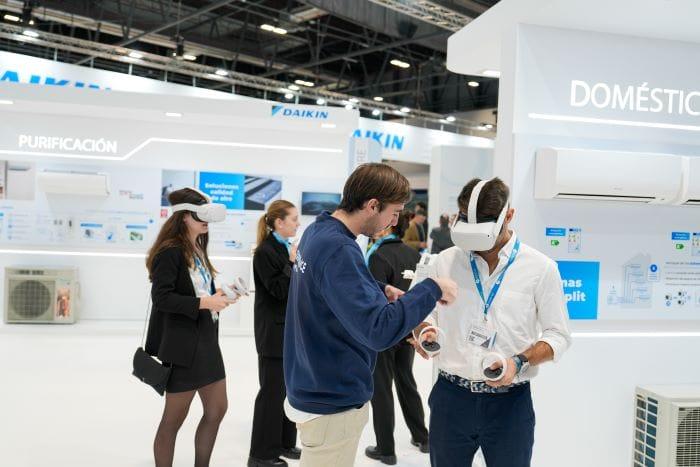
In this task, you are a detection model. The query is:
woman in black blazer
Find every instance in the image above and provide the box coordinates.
[145,188,237,467]
[248,200,301,467]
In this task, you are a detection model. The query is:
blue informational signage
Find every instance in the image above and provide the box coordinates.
[546,227,567,237]
[672,232,691,241]
[556,261,600,320]
[198,172,245,210]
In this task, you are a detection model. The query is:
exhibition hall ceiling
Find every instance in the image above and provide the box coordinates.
[0,0,499,131]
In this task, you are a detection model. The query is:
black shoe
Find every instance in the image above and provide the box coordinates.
[280,447,301,460]
[364,446,397,465]
[247,457,288,467]
[411,438,430,453]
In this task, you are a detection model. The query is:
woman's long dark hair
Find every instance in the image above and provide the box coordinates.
[146,188,217,280]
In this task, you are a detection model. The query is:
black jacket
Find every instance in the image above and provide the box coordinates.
[145,246,212,367]
[253,235,294,358]
[368,238,422,293]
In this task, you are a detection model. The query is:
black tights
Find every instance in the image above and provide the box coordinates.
[154,379,228,467]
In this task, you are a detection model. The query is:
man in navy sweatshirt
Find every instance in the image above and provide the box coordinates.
[283,163,458,467]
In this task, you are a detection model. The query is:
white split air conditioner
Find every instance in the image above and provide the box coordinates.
[4,267,80,324]
[680,157,700,206]
[633,385,700,467]
[535,148,683,203]
[37,170,110,197]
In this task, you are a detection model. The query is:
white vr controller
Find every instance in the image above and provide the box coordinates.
[221,277,249,299]
[417,325,444,358]
[481,352,509,382]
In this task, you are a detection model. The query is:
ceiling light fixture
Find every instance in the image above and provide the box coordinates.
[3,14,20,22]
[468,81,480,87]
[390,59,410,69]
[260,24,287,35]
[128,51,143,59]
[294,79,314,87]
[284,93,294,100]
[215,69,228,76]
[288,84,300,91]
[316,98,326,105]
[445,116,456,122]
[21,29,39,38]
[400,107,410,113]
[372,109,381,116]
[373,96,384,102]
[183,54,197,61]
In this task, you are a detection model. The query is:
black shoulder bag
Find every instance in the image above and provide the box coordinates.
[132,295,171,396]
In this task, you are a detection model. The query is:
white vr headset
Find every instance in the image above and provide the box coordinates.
[171,189,227,223]
[450,179,508,252]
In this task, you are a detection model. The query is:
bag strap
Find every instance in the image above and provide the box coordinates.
[139,292,153,348]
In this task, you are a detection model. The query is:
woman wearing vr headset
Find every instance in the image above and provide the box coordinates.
[145,187,237,467]
[248,200,302,467]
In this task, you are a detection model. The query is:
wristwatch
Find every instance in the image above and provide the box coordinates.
[513,354,530,374]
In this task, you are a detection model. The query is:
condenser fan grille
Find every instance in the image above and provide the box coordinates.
[9,280,53,318]
[676,407,700,466]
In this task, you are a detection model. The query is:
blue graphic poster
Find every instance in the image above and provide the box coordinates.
[198,172,245,210]
[556,261,600,320]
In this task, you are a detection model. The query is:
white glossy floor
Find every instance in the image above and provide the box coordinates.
[0,321,473,467]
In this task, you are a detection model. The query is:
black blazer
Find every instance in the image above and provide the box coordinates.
[253,235,293,358]
[145,246,212,367]
[368,238,422,345]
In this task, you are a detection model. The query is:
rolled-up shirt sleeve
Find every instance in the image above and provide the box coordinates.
[534,259,572,362]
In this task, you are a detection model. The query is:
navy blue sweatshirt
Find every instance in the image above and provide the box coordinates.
[283,212,442,415]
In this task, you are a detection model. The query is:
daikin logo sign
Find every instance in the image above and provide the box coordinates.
[0,69,108,90]
[271,105,329,120]
[351,129,405,151]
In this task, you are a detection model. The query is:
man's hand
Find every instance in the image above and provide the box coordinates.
[433,277,458,305]
[409,322,438,360]
[485,358,517,388]
[385,285,405,302]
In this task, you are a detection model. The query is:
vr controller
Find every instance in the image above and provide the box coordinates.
[417,325,444,358]
[221,277,249,299]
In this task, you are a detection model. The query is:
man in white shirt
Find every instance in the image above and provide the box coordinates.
[413,177,571,467]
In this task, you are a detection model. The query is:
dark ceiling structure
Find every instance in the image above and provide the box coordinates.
[0,0,500,132]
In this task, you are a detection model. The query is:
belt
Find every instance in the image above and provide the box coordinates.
[439,370,529,394]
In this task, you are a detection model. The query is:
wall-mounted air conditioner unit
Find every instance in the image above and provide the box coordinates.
[633,385,700,467]
[535,148,683,203]
[37,170,110,197]
[4,267,79,324]
[680,157,700,206]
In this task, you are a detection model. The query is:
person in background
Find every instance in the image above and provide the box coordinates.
[413,177,572,467]
[248,200,302,467]
[364,209,430,466]
[430,214,455,254]
[283,163,458,467]
[402,208,427,252]
[415,201,429,236]
[145,188,237,467]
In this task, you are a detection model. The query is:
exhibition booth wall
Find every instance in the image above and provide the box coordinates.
[449,3,700,465]
[0,82,355,330]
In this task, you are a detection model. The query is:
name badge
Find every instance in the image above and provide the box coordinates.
[467,321,497,349]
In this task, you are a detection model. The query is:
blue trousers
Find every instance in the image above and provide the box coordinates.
[428,375,535,467]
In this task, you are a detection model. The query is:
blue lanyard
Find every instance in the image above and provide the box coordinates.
[365,234,398,265]
[469,238,520,320]
[194,256,211,292]
[272,232,292,254]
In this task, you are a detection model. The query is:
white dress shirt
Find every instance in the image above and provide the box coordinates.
[428,232,571,382]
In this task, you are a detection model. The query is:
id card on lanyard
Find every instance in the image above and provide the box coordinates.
[466,238,520,349]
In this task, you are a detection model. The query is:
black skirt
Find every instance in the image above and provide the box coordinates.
[166,310,226,393]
